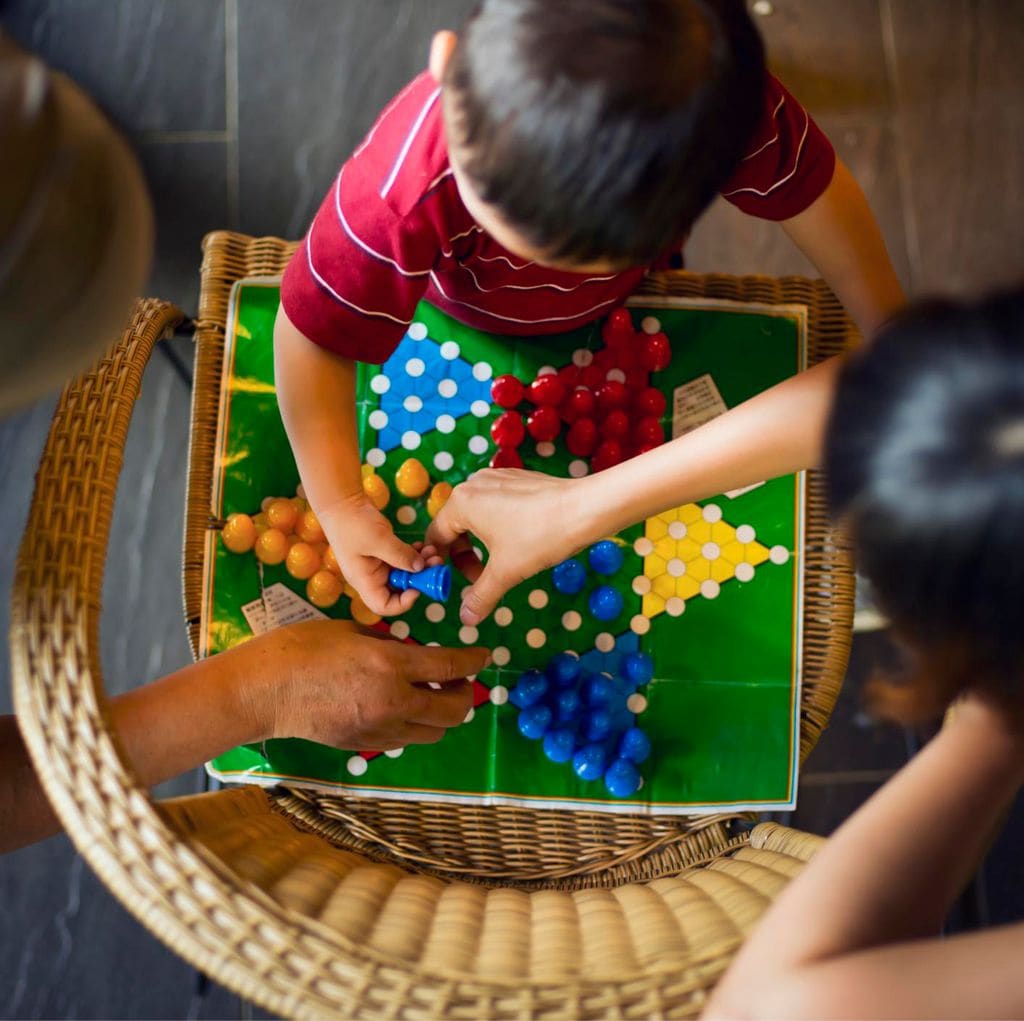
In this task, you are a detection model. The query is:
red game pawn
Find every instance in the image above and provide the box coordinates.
[490,410,526,447]
[591,439,624,472]
[624,367,650,389]
[558,364,581,389]
[527,405,562,442]
[639,332,672,372]
[600,409,630,441]
[634,442,660,456]
[595,379,629,414]
[491,374,524,409]
[601,307,634,347]
[632,416,665,448]
[527,373,566,406]
[490,447,523,469]
[633,386,667,418]
[566,418,598,457]
[561,386,596,423]
[580,363,605,389]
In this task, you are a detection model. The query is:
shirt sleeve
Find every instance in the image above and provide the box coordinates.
[719,73,836,222]
[280,161,438,364]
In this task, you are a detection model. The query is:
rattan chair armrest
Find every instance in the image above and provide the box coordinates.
[10,297,184,842]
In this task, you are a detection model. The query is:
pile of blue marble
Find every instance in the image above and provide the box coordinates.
[510,648,654,798]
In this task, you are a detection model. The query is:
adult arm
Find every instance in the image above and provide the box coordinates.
[1,621,487,853]
[704,692,1024,1019]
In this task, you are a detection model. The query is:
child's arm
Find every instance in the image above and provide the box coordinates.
[781,157,905,337]
[1,621,488,853]
[275,307,426,615]
[703,691,1024,1019]
[428,355,840,625]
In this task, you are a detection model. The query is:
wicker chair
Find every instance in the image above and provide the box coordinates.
[10,231,854,1018]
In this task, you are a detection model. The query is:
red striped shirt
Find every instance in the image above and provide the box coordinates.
[282,71,835,363]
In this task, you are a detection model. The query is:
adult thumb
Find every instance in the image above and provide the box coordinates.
[458,565,509,626]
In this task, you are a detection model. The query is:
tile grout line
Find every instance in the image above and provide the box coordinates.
[225,0,240,229]
[137,130,230,145]
[879,0,923,293]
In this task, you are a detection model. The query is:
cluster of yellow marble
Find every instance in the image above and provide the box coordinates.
[635,502,772,619]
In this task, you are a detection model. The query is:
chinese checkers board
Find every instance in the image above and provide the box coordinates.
[200,278,807,814]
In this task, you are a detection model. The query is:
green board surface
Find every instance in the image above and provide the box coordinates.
[202,280,806,813]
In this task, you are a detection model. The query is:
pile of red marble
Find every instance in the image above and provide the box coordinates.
[488,308,671,473]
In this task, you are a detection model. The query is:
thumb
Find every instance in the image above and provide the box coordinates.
[458,564,511,626]
[424,496,464,555]
[399,643,491,684]
[376,531,426,572]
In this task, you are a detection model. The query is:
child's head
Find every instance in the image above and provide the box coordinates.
[432,0,765,271]
[826,289,1024,721]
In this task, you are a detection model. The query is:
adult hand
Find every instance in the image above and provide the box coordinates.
[236,620,489,750]
[425,468,593,625]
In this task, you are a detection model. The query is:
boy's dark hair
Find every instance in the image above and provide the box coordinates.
[826,289,1024,721]
[444,0,765,266]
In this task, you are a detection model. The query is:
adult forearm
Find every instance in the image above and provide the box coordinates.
[0,655,263,854]
[576,356,840,539]
[712,697,1024,1004]
[782,158,906,338]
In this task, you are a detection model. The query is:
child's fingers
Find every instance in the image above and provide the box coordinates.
[376,531,426,573]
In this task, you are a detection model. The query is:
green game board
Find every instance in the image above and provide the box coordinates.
[201,279,807,813]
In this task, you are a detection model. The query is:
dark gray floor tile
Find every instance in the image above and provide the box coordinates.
[885,0,1024,295]
[1,0,226,134]
[687,115,912,296]
[0,835,199,1020]
[801,630,912,775]
[136,141,229,313]
[235,0,475,239]
[792,778,886,836]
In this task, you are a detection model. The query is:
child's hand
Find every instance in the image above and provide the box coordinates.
[425,468,590,625]
[236,619,489,750]
[321,494,434,616]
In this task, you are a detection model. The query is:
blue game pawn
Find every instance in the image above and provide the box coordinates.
[555,688,582,723]
[585,709,613,742]
[621,651,654,686]
[509,670,548,708]
[552,558,587,595]
[387,564,452,602]
[588,539,625,576]
[542,728,577,763]
[583,672,615,707]
[546,651,582,687]
[572,743,608,781]
[588,584,624,621]
[518,704,553,740]
[604,757,642,798]
[618,726,652,764]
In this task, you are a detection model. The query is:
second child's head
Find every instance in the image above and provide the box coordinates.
[431,0,765,272]
[826,289,1024,721]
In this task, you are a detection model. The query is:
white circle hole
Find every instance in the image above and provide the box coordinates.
[472,362,493,382]
[665,596,686,617]
[368,409,388,430]
[526,628,546,649]
[494,606,513,626]
[489,685,509,705]
[700,579,721,600]
[630,614,651,635]
[425,602,446,623]
[403,395,423,413]
[562,610,582,631]
[492,646,511,666]
[384,747,404,759]
[370,374,391,394]
[405,357,425,378]
[366,448,386,468]
[528,589,549,609]
[569,460,589,478]
[634,537,654,557]
[537,365,557,376]
[632,575,652,595]
[407,322,428,341]
[346,755,368,776]
[702,542,721,561]
[702,503,723,523]
[459,625,479,644]
[434,451,454,472]
[770,545,791,565]
[435,414,456,434]
[572,348,594,367]
[606,368,626,383]
[396,506,416,525]
[736,524,756,544]
[468,435,489,455]
[735,562,755,582]
[438,378,458,399]
[536,441,555,458]
[641,316,661,335]
[667,558,686,578]
[470,399,490,418]
[668,520,687,540]
[627,693,649,713]
[595,632,615,653]
[440,340,460,360]
[401,430,422,450]
[390,620,411,639]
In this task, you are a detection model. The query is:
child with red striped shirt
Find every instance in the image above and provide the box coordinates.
[275,0,904,620]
